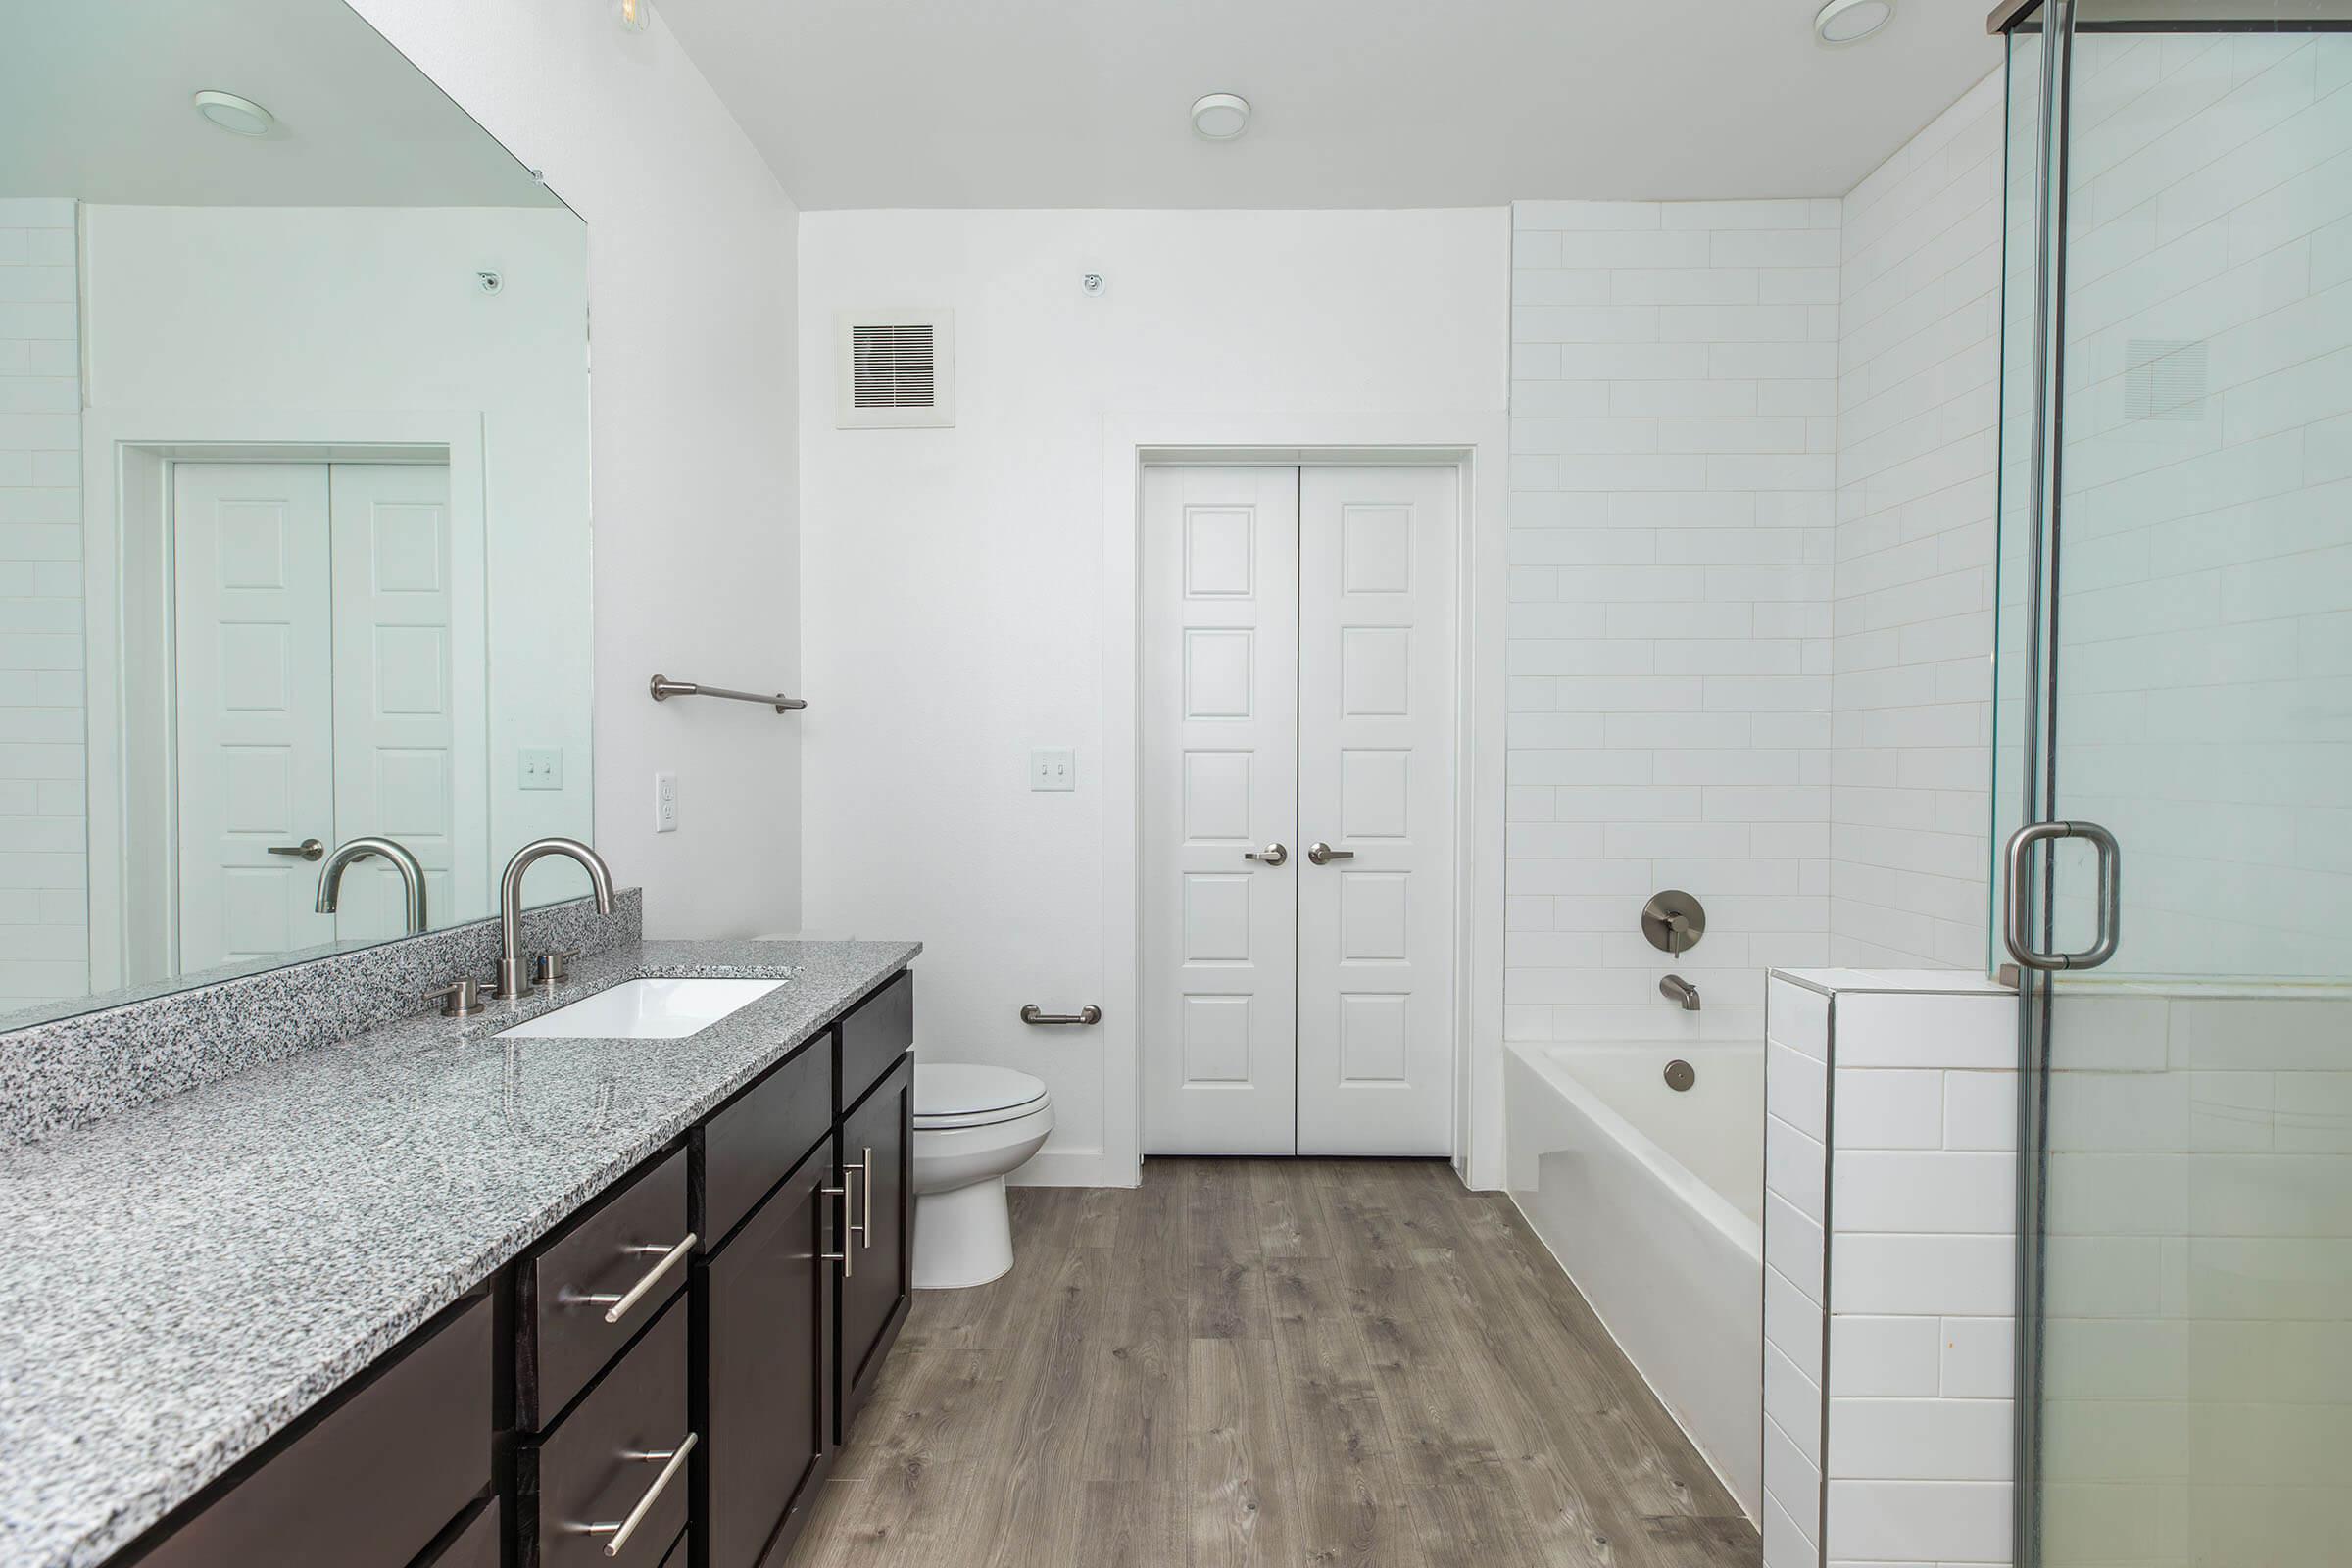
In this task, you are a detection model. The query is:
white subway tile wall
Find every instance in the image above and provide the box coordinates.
[1832,74,2005,973]
[1765,972,2018,1568]
[1508,198,1841,1048]
[2037,990,2352,1567]
[0,199,84,1008]
[2040,32,2352,980]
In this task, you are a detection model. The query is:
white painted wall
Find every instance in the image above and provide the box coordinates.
[80,203,593,914]
[798,208,1509,1184]
[348,0,803,940]
[1506,198,1841,1052]
[0,198,84,1008]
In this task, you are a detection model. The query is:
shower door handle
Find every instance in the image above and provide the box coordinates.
[2002,820,2121,972]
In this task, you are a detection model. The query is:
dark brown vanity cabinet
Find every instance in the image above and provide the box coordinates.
[107,966,916,1568]
[695,1147,835,1568]
[836,1052,913,1438]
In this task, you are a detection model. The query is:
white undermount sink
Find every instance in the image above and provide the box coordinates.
[493,977,786,1041]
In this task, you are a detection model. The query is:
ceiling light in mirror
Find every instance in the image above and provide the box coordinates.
[1814,0,1893,45]
[193,89,275,136]
[1191,93,1250,141]
[618,0,652,33]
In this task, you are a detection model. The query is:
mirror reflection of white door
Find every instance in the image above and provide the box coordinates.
[1141,465,1456,1158]
[172,464,338,969]
[172,462,460,971]
[327,466,460,944]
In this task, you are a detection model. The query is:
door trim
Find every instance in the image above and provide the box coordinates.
[81,410,490,991]
[1095,413,1511,1191]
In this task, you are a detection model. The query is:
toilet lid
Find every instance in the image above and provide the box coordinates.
[913,1063,1049,1126]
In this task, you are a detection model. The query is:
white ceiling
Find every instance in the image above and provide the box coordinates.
[0,0,564,208]
[659,0,2004,211]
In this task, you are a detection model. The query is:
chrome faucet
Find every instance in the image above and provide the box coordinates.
[495,837,614,999]
[315,837,429,934]
[1659,974,1701,1011]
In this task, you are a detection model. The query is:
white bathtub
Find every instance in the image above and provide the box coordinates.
[1504,1039,1763,1521]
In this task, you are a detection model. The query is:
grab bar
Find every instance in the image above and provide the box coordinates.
[648,674,807,713]
[1020,1004,1102,1026]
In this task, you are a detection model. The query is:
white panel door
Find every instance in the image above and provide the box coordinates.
[328,465,464,942]
[1142,467,1300,1154]
[172,464,337,970]
[1296,467,1456,1155]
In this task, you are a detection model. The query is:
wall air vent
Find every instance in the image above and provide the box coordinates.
[2125,338,2207,423]
[835,309,956,428]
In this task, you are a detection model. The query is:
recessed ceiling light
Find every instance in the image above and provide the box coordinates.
[193,90,274,137]
[1191,93,1251,141]
[1814,0,1894,45]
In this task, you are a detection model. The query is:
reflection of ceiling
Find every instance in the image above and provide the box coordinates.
[661,0,2001,210]
[0,0,564,208]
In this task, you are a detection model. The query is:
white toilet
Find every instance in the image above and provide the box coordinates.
[910,1062,1052,1290]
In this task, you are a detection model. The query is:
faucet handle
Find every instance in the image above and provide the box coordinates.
[533,949,582,988]
[422,978,489,1018]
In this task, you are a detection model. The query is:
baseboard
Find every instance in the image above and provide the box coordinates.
[1008,1145,1132,1188]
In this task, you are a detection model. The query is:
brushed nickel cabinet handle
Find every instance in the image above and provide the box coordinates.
[579,1431,697,1558]
[860,1146,874,1249]
[821,1167,856,1276]
[564,1233,696,1325]
[268,838,325,860]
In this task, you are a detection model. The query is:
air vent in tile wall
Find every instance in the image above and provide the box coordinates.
[835,309,956,428]
[2125,337,2208,422]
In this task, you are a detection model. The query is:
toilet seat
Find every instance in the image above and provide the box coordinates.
[913,1063,1049,1131]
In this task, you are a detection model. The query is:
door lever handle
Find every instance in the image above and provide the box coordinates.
[1306,842,1354,865]
[1244,843,1289,867]
[269,838,325,861]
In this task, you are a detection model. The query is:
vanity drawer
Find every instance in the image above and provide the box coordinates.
[134,1294,491,1568]
[836,969,912,1109]
[522,1295,691,1568]
[700,1036,829,1245]
[520,1147,691,1430]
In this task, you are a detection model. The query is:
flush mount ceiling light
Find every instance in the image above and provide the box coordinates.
[1191,92,1251,141]
[1814,0,1894,44]
[192,90,275,137]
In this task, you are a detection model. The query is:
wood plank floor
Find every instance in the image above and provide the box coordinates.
[781,1159,1758,1568]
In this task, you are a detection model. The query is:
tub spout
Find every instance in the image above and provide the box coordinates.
[1659,974,1701,1011]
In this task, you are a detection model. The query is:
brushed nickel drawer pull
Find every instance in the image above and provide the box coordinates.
[565,1233,696,1325]
[821,1168,856,1276]
[580,1431,697,1558]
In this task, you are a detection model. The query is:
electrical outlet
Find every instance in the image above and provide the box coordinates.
[1030,748,1076,792]
[654,771,679,833]
[518,748,564,791]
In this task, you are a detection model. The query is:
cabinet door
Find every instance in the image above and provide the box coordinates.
[699,1150,833,1568]
[836,1052,912,1440]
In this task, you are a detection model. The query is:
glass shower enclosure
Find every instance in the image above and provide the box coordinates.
[1993,3,2352,1565]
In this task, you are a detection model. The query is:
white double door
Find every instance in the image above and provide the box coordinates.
[172,462,463,971]
[1142,466,1457,1156]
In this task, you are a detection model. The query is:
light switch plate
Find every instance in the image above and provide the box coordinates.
[519,748,564,791]
[1030,748,1076,792]
[654,771,679,833]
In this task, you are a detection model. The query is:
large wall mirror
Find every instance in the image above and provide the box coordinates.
[0,0,593,1027]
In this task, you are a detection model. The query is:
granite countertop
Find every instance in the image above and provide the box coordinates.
[0,937,919,1568]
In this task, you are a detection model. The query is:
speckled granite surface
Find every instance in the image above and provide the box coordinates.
[0,890,646,1148]
[0,937,918,1568]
